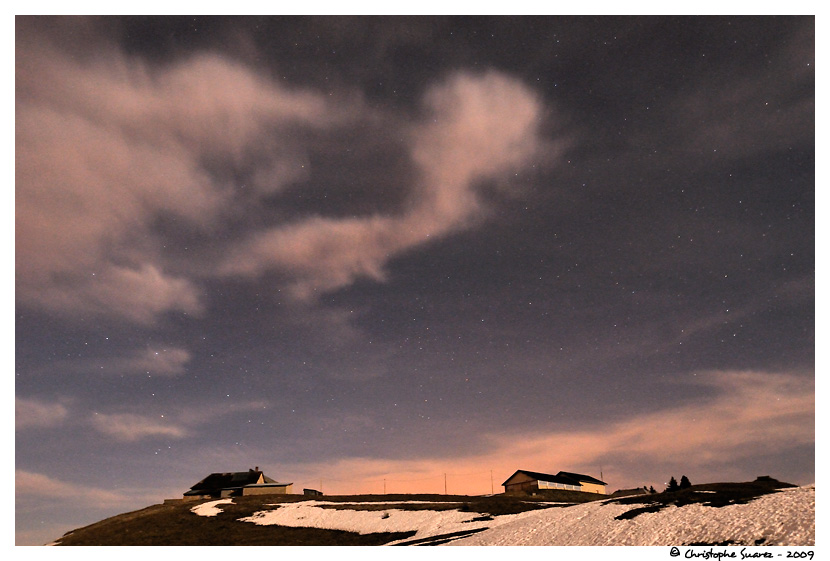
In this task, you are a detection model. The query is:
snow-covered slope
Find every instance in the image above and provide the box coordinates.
[194,485,815,546]
[447,486,815,546]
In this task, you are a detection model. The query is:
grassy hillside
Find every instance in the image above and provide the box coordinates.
[53,493,566,546]
[52,478,796,546]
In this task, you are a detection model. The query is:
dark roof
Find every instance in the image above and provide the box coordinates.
[556,471,607,486]
[609,487,649,498]
[186,469,266,493]
[502,470,581,487]
[502,469,608,487]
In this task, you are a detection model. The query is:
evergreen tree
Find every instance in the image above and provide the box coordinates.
[649,485,656,494]
[667,476,679,492]
[679,475,692,489]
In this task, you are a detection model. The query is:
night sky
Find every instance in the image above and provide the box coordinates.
[15,15,814,546]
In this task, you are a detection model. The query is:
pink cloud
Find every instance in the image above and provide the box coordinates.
[88,400,269,442]
[16,29,343,323]
[279,370,814,494]
[220,70,551,299]
[130,347,192,376]
[16,469,129,505]
[30,344,192,379]
[17,22,565,320]
[89,412,188,442]
[15,398,68,430]
[17,23,561,316]
[94,346,192,376]
[411,71,545,211]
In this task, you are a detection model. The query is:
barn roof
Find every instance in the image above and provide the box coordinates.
[502,470,578,486]
[502,469,607,487]
[184,469,287,494]
[556,471,607,486]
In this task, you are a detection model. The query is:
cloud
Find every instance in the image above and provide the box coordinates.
[15,24,343,323]
[17,264,204,326]
[88,400,268,441]
[16,469,129,505]
[410,70,546,218]
[220,70,550,299]
[33,344,192,378]
[282,370,814,494]
[17,20,560,313]
[101,346,192,376]
[174,399,270,427]
[15,393,266,442]
[89,412,188,442]
[16,397,69,430]
[487,370,813,470]
[130,346,192,376]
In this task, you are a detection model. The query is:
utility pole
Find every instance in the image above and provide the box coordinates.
[383,478,386,494]
[444,473,447,495]
[491,470,494,495]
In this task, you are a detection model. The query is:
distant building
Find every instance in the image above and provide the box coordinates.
[303,488,323,497]
[502,470,608,495]
[183,468,293,500]
[609,487,650,498]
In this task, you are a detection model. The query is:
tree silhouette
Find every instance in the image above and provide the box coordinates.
[666,476,679,492]
[649,486,656,494]
[679,475,692,489]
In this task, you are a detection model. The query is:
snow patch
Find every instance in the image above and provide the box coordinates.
[239,500,487,540]
[191,498,233,517]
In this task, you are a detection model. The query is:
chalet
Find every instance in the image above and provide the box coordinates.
[183,468,293,500]
[502,469,608,495]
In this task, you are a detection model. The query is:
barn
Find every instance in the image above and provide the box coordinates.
[502,469,607,494]
[183,468,293,500]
